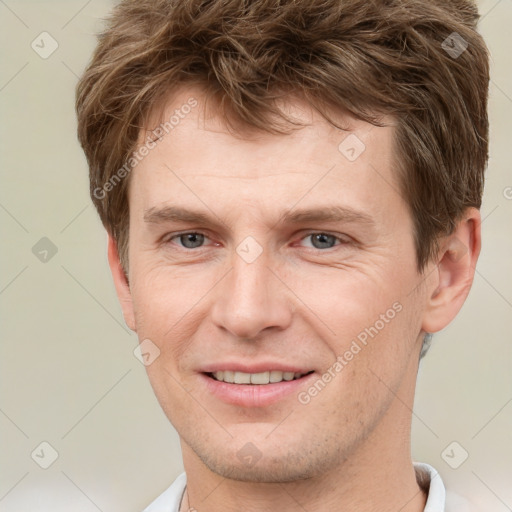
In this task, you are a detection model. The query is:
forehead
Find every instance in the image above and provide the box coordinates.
[130,86,402,223]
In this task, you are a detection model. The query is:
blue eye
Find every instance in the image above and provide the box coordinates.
[310,233,336,249]
[301,233,346,249]
[173,232,206,249]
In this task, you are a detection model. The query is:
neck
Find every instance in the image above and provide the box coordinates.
[180,466,426,512]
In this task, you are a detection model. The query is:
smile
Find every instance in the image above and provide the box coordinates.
[209,370,311,385]
[201,370,316,407]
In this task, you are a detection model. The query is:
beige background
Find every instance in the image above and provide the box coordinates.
[1,0,511,510]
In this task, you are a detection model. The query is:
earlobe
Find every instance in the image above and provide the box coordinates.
[421,208,481,334]
[107,234,136,331]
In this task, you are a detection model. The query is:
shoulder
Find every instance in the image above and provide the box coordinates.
[142,472,187,512]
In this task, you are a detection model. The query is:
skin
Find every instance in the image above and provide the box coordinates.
[108,86,481,512]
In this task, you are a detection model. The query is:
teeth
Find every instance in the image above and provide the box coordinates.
[234,371,251,384]
[269,370,283,383]
[250,371,269,385]
[212,370,306,384]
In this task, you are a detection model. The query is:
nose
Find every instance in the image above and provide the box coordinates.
[210,248,293,340]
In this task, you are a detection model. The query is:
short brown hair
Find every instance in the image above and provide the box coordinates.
[76,0,489,272]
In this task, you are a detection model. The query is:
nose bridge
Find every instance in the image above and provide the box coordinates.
[211,241,291,339]
[232,254,267,306]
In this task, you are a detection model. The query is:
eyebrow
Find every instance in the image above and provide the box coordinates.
[144,206,214,225]
[143,205,375,229]
[282,206,375,227]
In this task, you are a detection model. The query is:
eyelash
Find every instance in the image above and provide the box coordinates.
[164,231,351,251]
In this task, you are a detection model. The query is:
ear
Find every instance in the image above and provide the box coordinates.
[421,208,481,334]
[107,234,136,331]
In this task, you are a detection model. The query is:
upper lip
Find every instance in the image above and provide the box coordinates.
[199,362,313,374]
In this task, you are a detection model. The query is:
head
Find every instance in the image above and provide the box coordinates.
[76,0,489,483]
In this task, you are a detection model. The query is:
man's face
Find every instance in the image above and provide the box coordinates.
[123,88,432,481]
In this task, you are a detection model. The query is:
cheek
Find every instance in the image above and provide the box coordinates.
[343,294,423,392]
[131,261,198,318]
[294,265,422,386]
[285,265,401,335]
[128,266,206,418]
[129,262,217,363]
[299,301,420,433]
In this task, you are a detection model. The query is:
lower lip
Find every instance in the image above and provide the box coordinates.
[200,372,315,407]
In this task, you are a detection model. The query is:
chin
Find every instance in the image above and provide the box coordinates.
[202,457,319,483]
[187,435,345,484]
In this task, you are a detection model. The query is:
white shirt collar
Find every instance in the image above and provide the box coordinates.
[414,462,446,511]
[142,472,186,512]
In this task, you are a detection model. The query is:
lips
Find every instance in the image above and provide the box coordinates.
[199,364,316,407]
